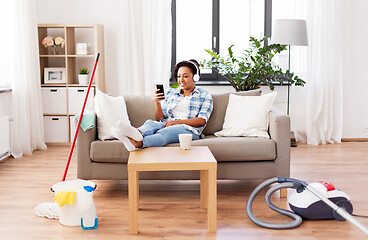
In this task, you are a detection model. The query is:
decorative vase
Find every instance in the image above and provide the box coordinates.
[52,45,58,55]
[78,74,89,85]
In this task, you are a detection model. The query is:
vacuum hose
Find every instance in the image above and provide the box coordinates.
[246,177,368,235]
[246,177,307,229]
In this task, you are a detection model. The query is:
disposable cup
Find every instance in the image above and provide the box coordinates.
[179,134,192,150]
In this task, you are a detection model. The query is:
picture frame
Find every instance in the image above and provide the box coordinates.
[44,67,67,84]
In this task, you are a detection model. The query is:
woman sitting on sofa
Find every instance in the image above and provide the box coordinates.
[111,59,213,151]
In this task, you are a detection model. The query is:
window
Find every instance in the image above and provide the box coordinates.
[175,0,213,65]
[172,0,272,84]
[219,0,264,59]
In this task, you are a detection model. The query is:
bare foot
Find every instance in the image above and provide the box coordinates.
[128,137,143,148]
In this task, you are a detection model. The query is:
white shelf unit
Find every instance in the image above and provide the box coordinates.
[38,24,105,144]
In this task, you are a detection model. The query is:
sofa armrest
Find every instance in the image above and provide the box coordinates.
[76,115,97,179]
[269,107,291,177]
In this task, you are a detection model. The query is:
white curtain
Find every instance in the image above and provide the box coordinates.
[0,2,12,89]
[274,0,343,145]
[116,0,172,96]
[11,0,47,157]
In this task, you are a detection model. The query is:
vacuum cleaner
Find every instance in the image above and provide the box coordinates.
[246,177,368,235]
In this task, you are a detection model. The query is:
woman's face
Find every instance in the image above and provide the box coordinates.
[177,66,195,92]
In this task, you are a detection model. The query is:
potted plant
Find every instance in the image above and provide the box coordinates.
[201,36,305,91]
[78,67,90,85]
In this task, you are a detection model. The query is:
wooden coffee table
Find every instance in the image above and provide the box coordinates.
[127,146,217,234]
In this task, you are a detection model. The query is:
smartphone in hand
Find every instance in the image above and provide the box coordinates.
[156,84,165,100]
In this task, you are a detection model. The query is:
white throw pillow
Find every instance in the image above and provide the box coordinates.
[94,90,130,140]
[214,92,277,138]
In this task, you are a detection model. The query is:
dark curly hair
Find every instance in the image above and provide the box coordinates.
[171,59,200,82]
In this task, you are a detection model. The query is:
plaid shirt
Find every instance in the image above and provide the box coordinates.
[160,87,213,135]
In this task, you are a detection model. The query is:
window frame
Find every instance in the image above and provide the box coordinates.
[171,0,272,86]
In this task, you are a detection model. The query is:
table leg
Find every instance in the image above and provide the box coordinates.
[207,169,217,232]
[129,170,138,234]
[136,172,139,209]
[280,188,287,198]
[200,170,208,209]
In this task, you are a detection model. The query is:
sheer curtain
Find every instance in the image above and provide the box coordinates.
[116,0,172,96]
[0,2,13,88]
[273,0,343,145]
[10,0,47,157]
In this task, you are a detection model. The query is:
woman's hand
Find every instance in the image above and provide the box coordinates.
[154,89,165,121]
[164,118,206,128]
[154,89,165,103]
[163,120,178,128]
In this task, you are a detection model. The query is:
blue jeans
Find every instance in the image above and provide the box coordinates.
[137,120,200,148]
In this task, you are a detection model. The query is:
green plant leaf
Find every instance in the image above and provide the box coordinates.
[170,82,179,88]
[79,67,89,75]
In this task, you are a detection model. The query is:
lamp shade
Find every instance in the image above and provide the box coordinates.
[271,19,308,46]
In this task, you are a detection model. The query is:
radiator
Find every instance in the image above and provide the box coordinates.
[0,116,10,160]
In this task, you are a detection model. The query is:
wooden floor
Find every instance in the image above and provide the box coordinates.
[0,142,367,239]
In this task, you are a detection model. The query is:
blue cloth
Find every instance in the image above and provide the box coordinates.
[160,87,213,135]
[138,120,200,148]
[74,110,95,131]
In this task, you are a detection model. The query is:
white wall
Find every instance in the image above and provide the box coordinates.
[36,0,120,95]
[0,92,11,117]
[35,0,368,138]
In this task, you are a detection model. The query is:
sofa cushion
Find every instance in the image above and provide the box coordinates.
[166,135,276,162]
[202,89,262,135]
[90,140,129,163]
[90,135,276,163]
[94,90,131,140]
[124,95,156,128]
[215,92,277,138]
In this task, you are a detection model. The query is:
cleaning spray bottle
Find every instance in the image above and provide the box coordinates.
[81,185,98,230]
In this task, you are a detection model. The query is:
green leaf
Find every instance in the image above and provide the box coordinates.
[205,49,219,59]
[170,82,179,88]
[228,44,235,58]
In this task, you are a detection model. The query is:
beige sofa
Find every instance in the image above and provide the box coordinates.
[76,89,290,181]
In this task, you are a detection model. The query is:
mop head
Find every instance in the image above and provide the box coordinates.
[34,202,59,219]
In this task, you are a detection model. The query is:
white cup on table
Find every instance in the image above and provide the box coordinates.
[179,134,192,150]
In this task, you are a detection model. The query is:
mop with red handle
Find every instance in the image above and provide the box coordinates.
[35,53,101,221]
[62,53,100,181]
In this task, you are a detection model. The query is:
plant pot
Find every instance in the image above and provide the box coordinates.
[78,74,89,85]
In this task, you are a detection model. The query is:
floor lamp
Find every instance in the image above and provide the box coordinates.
[271,19,308,147]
